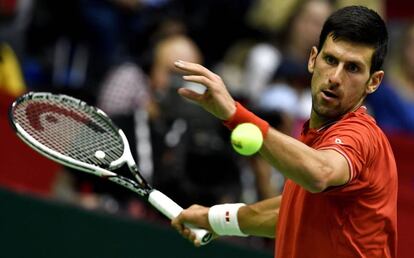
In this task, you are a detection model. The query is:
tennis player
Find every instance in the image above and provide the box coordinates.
[171,5,397,258]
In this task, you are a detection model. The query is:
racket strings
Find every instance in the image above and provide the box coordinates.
[13,99,124,167]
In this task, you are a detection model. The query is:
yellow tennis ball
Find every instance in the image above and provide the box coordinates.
[231,123,263,156]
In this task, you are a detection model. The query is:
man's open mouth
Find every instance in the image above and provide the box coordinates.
[322,90,338,98]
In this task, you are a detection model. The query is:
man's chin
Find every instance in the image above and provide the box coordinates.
[313,106,343,120]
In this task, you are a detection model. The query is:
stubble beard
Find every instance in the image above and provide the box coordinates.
[311,94,343,123]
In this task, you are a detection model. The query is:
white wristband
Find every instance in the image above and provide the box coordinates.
[208,203,248,237]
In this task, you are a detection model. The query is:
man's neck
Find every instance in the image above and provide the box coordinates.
[309,105,363,129]
[309,112,334,129]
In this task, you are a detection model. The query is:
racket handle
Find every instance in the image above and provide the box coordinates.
[148,190,213,245]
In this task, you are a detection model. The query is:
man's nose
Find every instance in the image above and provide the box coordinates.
[328,65,343,86]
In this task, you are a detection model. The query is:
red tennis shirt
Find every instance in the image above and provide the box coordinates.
[275,106,398,258]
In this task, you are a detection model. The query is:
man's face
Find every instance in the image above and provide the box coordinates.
[307,35,383,125]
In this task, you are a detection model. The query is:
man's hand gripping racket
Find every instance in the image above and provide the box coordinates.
[8,92,213,246]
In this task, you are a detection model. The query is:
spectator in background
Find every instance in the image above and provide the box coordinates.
[242,0,333,105]
[0,0,31,96]
[18,0,176,97]
[79,0,174,80]
[366,22,414,133]
[97,19,193,118]
[143,33,242,208]
[0,0,34,61]
[66,32,241,218]
[255,0,333,135]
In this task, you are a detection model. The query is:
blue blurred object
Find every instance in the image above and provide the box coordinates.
[22,57,49,89]
[366,78,414,133]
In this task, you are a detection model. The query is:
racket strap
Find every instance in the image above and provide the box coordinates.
[208,203,248,237]
[223,102,269,137]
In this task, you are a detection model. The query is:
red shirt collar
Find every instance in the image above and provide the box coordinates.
[301,106,368,136]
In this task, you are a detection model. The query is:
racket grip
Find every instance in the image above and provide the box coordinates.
[148,190,213,245]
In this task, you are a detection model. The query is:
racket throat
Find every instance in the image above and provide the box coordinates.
[128,164,151,189]
[106,175,151,198]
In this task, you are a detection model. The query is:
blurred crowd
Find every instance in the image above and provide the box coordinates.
[1,0,413,250]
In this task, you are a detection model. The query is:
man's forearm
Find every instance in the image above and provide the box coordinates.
[238,196,281,238]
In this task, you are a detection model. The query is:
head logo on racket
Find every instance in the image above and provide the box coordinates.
[25,102,106,133]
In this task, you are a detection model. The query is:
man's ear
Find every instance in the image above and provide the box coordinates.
[308,46,318,73]
[366,70,384,94]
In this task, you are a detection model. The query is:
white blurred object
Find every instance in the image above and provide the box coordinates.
[242,43,282,101]
[259,83,312,120]
[184,81,207,94]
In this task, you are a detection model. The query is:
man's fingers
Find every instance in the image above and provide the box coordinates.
[171,204,212,247]
[171,218,200,247]
[171,217,184,234]
[174,60,218,81]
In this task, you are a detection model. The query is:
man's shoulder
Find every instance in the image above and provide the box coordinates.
[332,106,381,134]
[318,107,388,149]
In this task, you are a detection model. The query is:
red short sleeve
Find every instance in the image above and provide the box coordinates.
[315,118,376,183]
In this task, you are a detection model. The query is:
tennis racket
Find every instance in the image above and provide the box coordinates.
[9,91,213,245]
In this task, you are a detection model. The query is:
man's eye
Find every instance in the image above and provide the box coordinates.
[325,56,336,65]
[346,63,359,73]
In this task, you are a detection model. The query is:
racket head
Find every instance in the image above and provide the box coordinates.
[9,92,126,176]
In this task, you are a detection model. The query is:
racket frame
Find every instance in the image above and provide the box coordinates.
[10,92,150,196]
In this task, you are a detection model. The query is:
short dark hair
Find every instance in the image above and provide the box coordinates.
[317,5,388,74]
